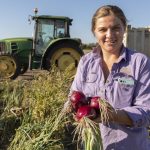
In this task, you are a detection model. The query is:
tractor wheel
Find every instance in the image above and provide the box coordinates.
[20,64,28,74]
[0,55,20,79]
[45,43,84,71]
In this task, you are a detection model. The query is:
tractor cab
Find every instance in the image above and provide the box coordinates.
[32,15,72,55]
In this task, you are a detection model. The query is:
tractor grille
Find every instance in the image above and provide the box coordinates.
[0,42,6,54]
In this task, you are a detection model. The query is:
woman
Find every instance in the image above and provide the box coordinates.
[69,5,150,150]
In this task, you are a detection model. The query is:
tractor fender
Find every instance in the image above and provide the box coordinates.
[41,38,83,69]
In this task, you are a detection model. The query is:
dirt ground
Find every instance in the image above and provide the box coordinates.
[16,69,43,80]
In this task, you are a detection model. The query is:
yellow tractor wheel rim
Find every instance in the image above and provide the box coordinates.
[0,56,17,78]
[50,47,81,71]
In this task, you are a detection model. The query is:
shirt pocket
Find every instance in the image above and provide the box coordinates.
[81,72,99,96]
[83,72,98,83]
[112,73,136,108]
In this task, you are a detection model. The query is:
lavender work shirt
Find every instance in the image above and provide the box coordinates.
[70,46,150,150]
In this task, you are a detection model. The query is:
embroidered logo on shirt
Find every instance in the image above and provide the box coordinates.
[113,72,135,86]
[117,77,135,85]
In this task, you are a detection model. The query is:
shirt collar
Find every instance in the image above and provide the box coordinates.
[117,45,128,63]
[92,46,101,57]
[92,45,128,62]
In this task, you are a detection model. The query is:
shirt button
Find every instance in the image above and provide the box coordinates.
[101,90,104,93]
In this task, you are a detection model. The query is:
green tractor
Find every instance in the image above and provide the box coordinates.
[0,8,84,79]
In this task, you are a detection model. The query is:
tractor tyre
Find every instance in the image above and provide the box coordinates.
[0,54,21,79]
[45,43,84,71]
[20,64,28,74]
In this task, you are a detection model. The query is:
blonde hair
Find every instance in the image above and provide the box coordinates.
[91,5,127,34]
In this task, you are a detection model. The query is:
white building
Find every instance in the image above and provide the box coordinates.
[123,25,150,57]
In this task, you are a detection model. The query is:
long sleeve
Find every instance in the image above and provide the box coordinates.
[123,57,150,127]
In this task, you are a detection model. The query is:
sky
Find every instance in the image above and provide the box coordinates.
[0,0,150,44]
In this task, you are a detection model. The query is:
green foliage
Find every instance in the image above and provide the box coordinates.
[81,43,96,50]
[0,67,76,150]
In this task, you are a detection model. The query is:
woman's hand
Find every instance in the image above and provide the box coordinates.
[92,102,116,124]
[92,106,134,126]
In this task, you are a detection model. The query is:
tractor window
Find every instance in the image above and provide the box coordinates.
[35,19,66,55]
[55,20,65,38]
[36,19,54,55]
